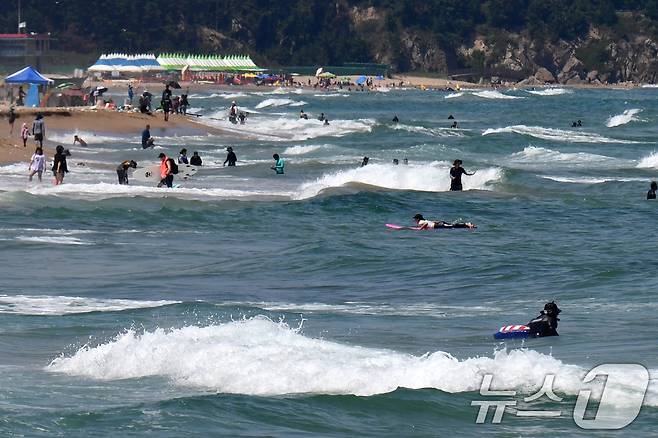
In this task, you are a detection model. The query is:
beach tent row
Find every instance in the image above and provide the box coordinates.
[88,54,165,73]
[88,53,263,74]
[156,54,264,72]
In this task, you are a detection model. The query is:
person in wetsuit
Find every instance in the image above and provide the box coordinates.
[116,160,137,185]
[450,159,475,191]
[224,147,237,167]
[527,302,561,337]
[648,181,657,199]
[412,214,476,229]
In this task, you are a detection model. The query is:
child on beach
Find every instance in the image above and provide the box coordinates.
[20,123,29,147]
[28,147,45,182]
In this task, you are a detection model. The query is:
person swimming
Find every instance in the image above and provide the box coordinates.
[412,214,476,229]
[450,121,458,128]
[392,115,399,123]
[648,181,657,199]
[361,156,369,167]
[527,302,561,337]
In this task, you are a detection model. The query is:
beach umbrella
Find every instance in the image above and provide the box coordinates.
[317,72,336,79]
[356,75,367,85]
[315,67,323,77]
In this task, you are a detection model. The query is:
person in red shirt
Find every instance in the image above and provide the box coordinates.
[157,153,173,188]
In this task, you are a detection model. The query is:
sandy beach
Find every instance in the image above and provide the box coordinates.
[0,107,225,166]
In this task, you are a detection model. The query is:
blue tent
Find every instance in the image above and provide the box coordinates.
[5,66,53,85]
[356,75,367,85]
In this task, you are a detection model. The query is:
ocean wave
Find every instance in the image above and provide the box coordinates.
[391,123,465,138]
[526,88,572,96]
[313,93,349,98]
[444,92,464,99]
[606,109,642,128]
[483,125,639,143]
[637,151,658,168]
[472,90,523,100]
[283,145,323,155]
[509,146,618,167]
[46,317,657,405]
[15,235,91,245]
[255,98,307,109]
[203,117,376,142]
[539,175,647,184]
[241,301,498,318]
[293,162,502,199]
[0,294,178,315]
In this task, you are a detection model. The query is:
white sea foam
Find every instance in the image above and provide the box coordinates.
[526,88,572,96]
[15,235,91,245]
[606,109,642,128]
[204,117,376,142]
[509,146,617,167]
[472,90,523,100]
[283,145,323,155]
[255,98,307,109]
[637,152,658,168]
[313,93,349,98]
[294,162,502,199]
[0,294,178,315]
[10,182,293,202]
[444,92,464,99]
[46,317,658,405]
[539,176,646,184]
[242,301,498,318]
[483,125,639,143]
[391,123,465,138]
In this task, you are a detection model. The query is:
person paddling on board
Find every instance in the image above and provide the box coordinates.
[450,159,475,191]
[412,214,476,229]
[527,302,561,337]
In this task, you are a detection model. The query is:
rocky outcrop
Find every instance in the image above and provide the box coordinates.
[458,27,658,84]
[534,67,556,83]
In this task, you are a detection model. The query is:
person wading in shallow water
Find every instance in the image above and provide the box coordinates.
[449,159,475,191]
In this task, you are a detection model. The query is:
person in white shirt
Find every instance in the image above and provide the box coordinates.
[28,147,46,182]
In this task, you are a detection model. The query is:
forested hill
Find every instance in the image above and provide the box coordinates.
[3,1,658,82]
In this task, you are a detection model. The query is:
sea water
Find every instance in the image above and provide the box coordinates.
[1,87,658,436]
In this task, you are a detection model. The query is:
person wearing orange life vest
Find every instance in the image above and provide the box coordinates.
[157,153,174,188]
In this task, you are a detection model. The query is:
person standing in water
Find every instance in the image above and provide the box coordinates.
[648,181,657,199]
[271,154,284,174]
[224,147,237,166]
[52,145,69,185]
[116,160,137,185]
[178,148,189,164]
[157,153,174,188]
[28,147,46,182]
[190,151,202,166]
[450,159,475,191]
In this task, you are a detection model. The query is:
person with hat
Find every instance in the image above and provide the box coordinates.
[157,153,174,188]
[116,160,137,185]
[449,159,475,191]
[223,147,237,167]
[412,213,475,229]
[527,302,561,337]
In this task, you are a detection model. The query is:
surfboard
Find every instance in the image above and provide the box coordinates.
[386,223,423,231]
[493,324,531,339]
[131,164,198,184]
